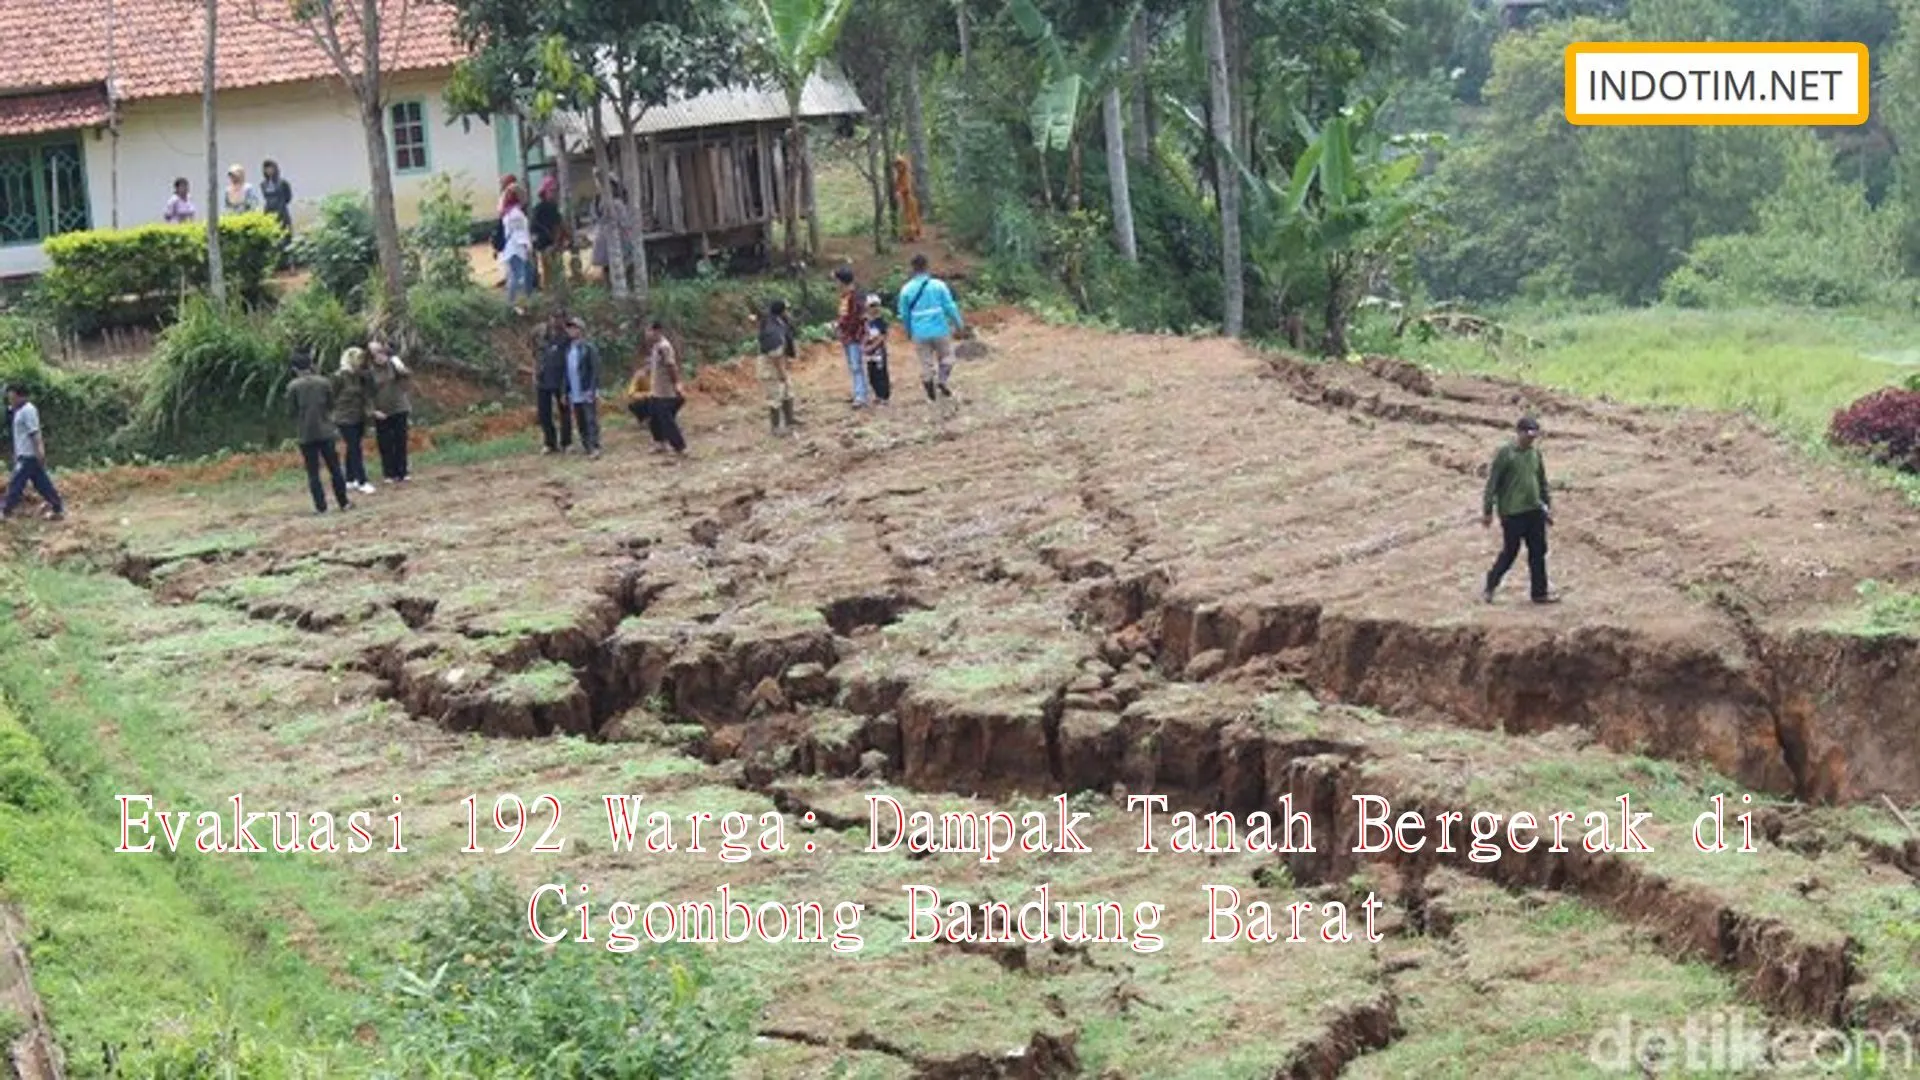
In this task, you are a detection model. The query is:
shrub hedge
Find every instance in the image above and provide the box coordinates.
[39,213,285,334]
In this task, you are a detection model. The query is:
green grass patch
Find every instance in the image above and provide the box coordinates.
[1400,305,1913,443]
[1832,580,1920,637]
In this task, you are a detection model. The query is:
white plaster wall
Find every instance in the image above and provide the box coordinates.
[0,71,498,276]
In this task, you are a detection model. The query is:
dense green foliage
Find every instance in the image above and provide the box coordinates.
[375,875,755,1079]
[37,214,285,334]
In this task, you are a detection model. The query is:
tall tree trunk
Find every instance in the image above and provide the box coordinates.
[866,116,884,254]
[360,98,408,319]
[619,122,651,305]
[589,108,629,300]
[354,0,406,321]
[904,57,933,217]
[552,122,573,300]
[1067,131,1083,213]
[1204,0,1243,337]
[880,69,899,236]
[804,121,821,258]
[1127,20,1150,163]
[202,0,225,308]
[957,0,972,82]
[784,105,803,264]
[1102,87,1137,262]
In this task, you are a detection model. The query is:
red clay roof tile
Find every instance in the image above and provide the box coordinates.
[0,0,466,103]
[0,86,112,137]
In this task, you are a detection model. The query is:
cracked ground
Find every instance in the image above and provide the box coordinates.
[19,310,1920,1077]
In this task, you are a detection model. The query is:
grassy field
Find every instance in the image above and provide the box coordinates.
[1398,304,1918,444]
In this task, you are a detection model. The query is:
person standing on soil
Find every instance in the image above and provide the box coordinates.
[862,294,892,406]
[332,347,376,495]
[1482,416,1558,605]
[533,175,568,295]
[835,266,871,408]
[563,316,602,458]
[897,253,967,418]
[756,299,798,437]
[368,339,414,485]
[288,352,352,515]
[644,322,688,457]
[535,314,574,454]
[500,185,534,315]
[2,384,64,522]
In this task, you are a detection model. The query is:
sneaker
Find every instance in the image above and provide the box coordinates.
[1532,594,1561,605]
[43,509,63,522]
[1482,587,1494,604]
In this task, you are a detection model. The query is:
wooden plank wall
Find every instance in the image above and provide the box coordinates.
[627,124,789,241]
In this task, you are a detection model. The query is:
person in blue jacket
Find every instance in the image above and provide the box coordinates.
[896,253,967,417]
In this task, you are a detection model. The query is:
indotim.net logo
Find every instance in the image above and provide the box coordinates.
[1565,42,1868,125]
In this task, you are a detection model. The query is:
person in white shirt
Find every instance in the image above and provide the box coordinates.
[3,384,65,521]
[500,185,534,314]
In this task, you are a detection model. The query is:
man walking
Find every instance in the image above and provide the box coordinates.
[897,253,967,418]
[1482,416,1557,604]
[564,316,602,458]
[535,314,574,453]
[2,384,64,521]
[644,322,688,457]
[288,353,352,515]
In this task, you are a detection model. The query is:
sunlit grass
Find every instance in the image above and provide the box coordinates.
[1399,304,1914,443]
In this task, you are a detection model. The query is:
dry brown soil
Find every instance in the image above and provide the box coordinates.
[13,311,1920,1077]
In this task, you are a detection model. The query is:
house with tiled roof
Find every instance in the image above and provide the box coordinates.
[0,0,521,277]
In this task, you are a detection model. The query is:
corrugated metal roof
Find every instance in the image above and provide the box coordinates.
[565,63,865,139]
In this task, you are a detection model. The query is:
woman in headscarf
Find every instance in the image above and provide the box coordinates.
[224,164,262,213]
[367,338,414,484]
[332,346,376,494]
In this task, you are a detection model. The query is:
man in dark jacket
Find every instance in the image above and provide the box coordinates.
[1482,415,1557,604]
[563,316,602,457]
[535,314,574,453]
[288,351,352,515]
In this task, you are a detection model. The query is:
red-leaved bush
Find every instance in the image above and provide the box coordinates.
[1829,387,1920,472]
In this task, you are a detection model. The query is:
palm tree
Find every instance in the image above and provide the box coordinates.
[752,0,856,263]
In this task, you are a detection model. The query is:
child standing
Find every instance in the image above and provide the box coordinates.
[756,299,798,437]
[862,294,892,406]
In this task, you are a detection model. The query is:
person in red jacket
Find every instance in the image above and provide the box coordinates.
[834,265,871,408]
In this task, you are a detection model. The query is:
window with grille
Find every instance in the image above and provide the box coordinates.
[0,137,90,246]
[389,100,429,174]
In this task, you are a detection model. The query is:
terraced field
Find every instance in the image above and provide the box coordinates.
[7,309,1920,1077]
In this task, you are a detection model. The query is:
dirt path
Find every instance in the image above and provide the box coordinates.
[15,312,1920,1075]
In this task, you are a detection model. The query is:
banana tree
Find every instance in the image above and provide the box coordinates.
[752,0,856,264]
[1009,0,1143,259]
[1270,102,1441,355]
[1177,95,1441,354]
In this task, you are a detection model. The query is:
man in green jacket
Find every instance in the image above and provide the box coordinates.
[289,352,352,515]
[1482,416,1557,604]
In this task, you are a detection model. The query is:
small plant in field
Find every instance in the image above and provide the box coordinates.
[1853,580,1920,637]
[375,873,754,1080]
[293,193,378,305]
[1828,387,1920,473]
[407,175,478,290]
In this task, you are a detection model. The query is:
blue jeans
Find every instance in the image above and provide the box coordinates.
[843,342,869,404]
[3,456,62,516]
[507,255,533,305]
